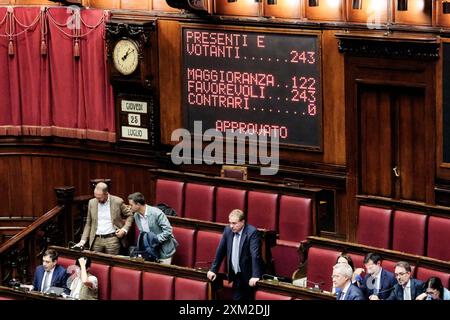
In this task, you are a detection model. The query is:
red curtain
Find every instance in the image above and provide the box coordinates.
[0,7,115,142]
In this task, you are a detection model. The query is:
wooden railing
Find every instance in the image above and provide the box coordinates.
[0,187,76,286]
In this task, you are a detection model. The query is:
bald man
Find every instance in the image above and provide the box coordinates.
[75,182,133,255]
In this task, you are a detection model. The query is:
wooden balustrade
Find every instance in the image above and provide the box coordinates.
[0,187,75,286]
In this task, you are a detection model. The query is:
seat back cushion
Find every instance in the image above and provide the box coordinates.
[174,277,209,300]
[392,210,427,255]
[110,267,141,300]
[356,205,392,249]
[184,183,215,221]
[142,272,174,300]
[247,191,278,231]
[172,226,196,268]
[215,187,246,224]
[155,179,184,216]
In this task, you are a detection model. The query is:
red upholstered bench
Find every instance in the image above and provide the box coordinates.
[306,247,340,292]
[356,205,392,249]
[416,267,450,289]
[247,191,278,231]
[90,263,111,300]
[172,226,196,268]
[184,183,215,221]
[427,216,450,261]
[392,210,427,256]
[110,267,141,300]
[195,230,226,273]
[255,290,292,300]
[155,179,184,216]
[272,195,312,278]
[174,277,209,300]
[382,260,416,277]
[215,187,246,224]
[142,272,174,300]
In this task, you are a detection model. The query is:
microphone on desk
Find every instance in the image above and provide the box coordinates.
[261,274,291,283]
[306,280,325,291]
[369,286,395,299]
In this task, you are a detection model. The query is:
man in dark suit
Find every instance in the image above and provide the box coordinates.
[333,263,366,300]
[358,253,397,300]
[383,261,424,300]
[74,182,133,255]
[207,209,264,300]
[32,249,69,294]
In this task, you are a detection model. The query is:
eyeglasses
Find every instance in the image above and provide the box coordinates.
[394,272,408,277]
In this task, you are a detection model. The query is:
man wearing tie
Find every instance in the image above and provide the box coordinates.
[207,209,264,300]
[32,249,69,294]
[333,263,366,300]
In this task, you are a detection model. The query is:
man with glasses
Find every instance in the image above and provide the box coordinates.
[357,253,397,300]
[371,261,424,300]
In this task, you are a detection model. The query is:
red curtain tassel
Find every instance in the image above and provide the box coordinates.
[74,41,80,58]
[8,40,14,56]
[41,40,47,56]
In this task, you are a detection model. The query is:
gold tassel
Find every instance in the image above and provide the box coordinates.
[74,40,80,58]
[41,40,47,56]
[8,40,14,56]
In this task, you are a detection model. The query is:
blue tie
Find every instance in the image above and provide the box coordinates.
[232,233,240,273]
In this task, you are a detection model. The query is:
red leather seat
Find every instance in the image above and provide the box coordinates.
[416,267,450,289]
[142,272,174,300]
[57,256,73,269]
[382,260,415,277]
[356,205,392,249]
[427,216,450,261]
[272,195,312,278]
[0,297,13,300]
[392,210,427,256]
[110,267,141,300]
[174,277,209,300]
[215,187,246,224]
[271,241,300,279]
[155,179,184,216]
[278,195,312,243]
[255,290,292,300]
[306,247,340,292]
[247,191,278,231]
[195,230,226,273]
[90,263,111,300]
[172,226,196,268]
[184,183,215,221]
[347,253,365,271]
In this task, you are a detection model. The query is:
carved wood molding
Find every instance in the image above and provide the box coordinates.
[106,20,156,60]
[336,32,440,60]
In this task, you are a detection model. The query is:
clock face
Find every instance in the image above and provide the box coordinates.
[113,39,139,76]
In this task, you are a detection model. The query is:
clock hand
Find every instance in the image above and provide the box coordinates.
[122,48,132,61]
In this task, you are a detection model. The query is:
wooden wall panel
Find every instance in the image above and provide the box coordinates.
[158,19,182,145]
[214,0,260,17]
[346,0,388,24]
[305,0,344,22]
[262,0,302,19]
[120,0,151,10]
[152,0,179,11]
[0,154,154,219]
[393,0,432,26]
[88,0,121,9]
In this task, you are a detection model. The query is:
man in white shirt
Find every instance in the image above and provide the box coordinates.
[75,182,133,255]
